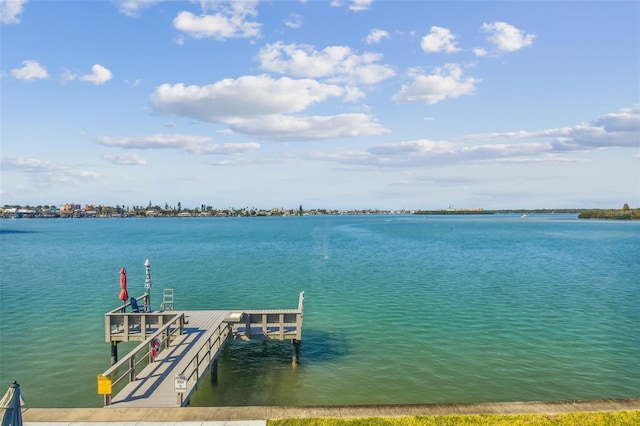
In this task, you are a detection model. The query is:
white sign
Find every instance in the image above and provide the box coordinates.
[174,374,187,393]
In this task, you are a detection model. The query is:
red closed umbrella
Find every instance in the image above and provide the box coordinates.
[119,268,128,305]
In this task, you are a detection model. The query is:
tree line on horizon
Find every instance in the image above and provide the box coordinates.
[2,204,638,220]
[413,204,639,220]
[577,204,639,220]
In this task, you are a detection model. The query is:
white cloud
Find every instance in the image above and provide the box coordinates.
[421,26,461,54]
[0,0,27,24]
[96,133,261,155]
[366,139,551,165]
[189,142,261,155]
[227,113,389,141]
[256,42,395,85]
[11,60,49,80]
[1,157,59,172]
[97,134,213,149]
[150,75,388,141]
[173,1,261,40]
[314,138,551,168]
[103,153,147,165]
[482,21,535,52]
[151,75,345,121]
[465,105,640,151]
[60,68,78,83]
[349,0,372,12]
[552,108,640,151]
[473,47,487,57]
[174,11,238,39]
[366,28,389,44]
[342,86,365,102]
[0,157,99,183]
[330,0,372,12]
[591,104,640,132]
[392,64,480,105]
[464,128,572,142]
[369,139,457,156]
[79,64,113,85]
[284,13,302,29]
[114,0,163,17]
[299,106,640,170]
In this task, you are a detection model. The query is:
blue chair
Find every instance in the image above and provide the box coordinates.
[130,297,150,313]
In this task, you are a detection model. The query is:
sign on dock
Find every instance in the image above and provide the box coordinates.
[97,375,112,395]
[101,291,304,407]
[174,374,187,393]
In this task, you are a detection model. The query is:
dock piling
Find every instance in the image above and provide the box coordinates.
[292,339,300,365]
[110,342,118,365]
[211,358,219,384]
[102,291,304,407]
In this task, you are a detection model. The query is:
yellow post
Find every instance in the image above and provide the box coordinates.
[97,374,112,394]
[97,375,112,406]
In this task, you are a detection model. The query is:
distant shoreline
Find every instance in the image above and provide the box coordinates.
[416,208,640,220]
[1,207,638,220]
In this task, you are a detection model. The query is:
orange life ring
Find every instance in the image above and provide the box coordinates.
[150,338,161,359]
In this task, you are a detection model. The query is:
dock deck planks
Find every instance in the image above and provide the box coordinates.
[109,310,230,408]
[102,291,304,408]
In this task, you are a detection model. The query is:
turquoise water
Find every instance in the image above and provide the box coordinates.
[0,214,638,407]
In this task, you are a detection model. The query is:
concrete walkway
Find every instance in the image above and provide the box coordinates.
[26,423,264,426]
[21,398,640,423]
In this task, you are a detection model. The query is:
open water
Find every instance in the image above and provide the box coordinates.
[0,214,638,408]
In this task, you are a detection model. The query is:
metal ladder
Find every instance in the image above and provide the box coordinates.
[160,288,174,311]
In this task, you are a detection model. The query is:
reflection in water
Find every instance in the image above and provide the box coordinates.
[189,330,350,406]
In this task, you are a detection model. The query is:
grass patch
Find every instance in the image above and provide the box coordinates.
[268,411,640,426]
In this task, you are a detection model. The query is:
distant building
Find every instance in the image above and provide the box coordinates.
[62,203,81,212]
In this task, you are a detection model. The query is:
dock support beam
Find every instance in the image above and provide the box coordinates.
[292,339,300,366]
[211,358,218,384]
[110,341,118,365]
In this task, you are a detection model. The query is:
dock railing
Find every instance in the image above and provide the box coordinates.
[175,316,232,406]
[109,294,150,314]
[105,294,177,342]
[171,292,304,406]
[100,313,184,406]
[99,291,304,407]
[228,291,305,340]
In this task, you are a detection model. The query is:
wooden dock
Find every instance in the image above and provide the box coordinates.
[99,292,304,408]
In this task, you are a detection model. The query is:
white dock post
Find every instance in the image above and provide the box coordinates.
[144,259,152,309]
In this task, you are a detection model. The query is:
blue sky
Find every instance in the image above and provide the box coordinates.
[1,0,638,210]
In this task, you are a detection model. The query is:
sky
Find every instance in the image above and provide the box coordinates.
[1,0,639,210]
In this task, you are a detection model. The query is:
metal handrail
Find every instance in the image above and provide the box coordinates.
[106,294,150,314]
[101,313,183,406]
[229,292,305,340]
[172,292,304,406]
[175,320,231,406]
[101,291,304,407]
[104,296,176,343]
